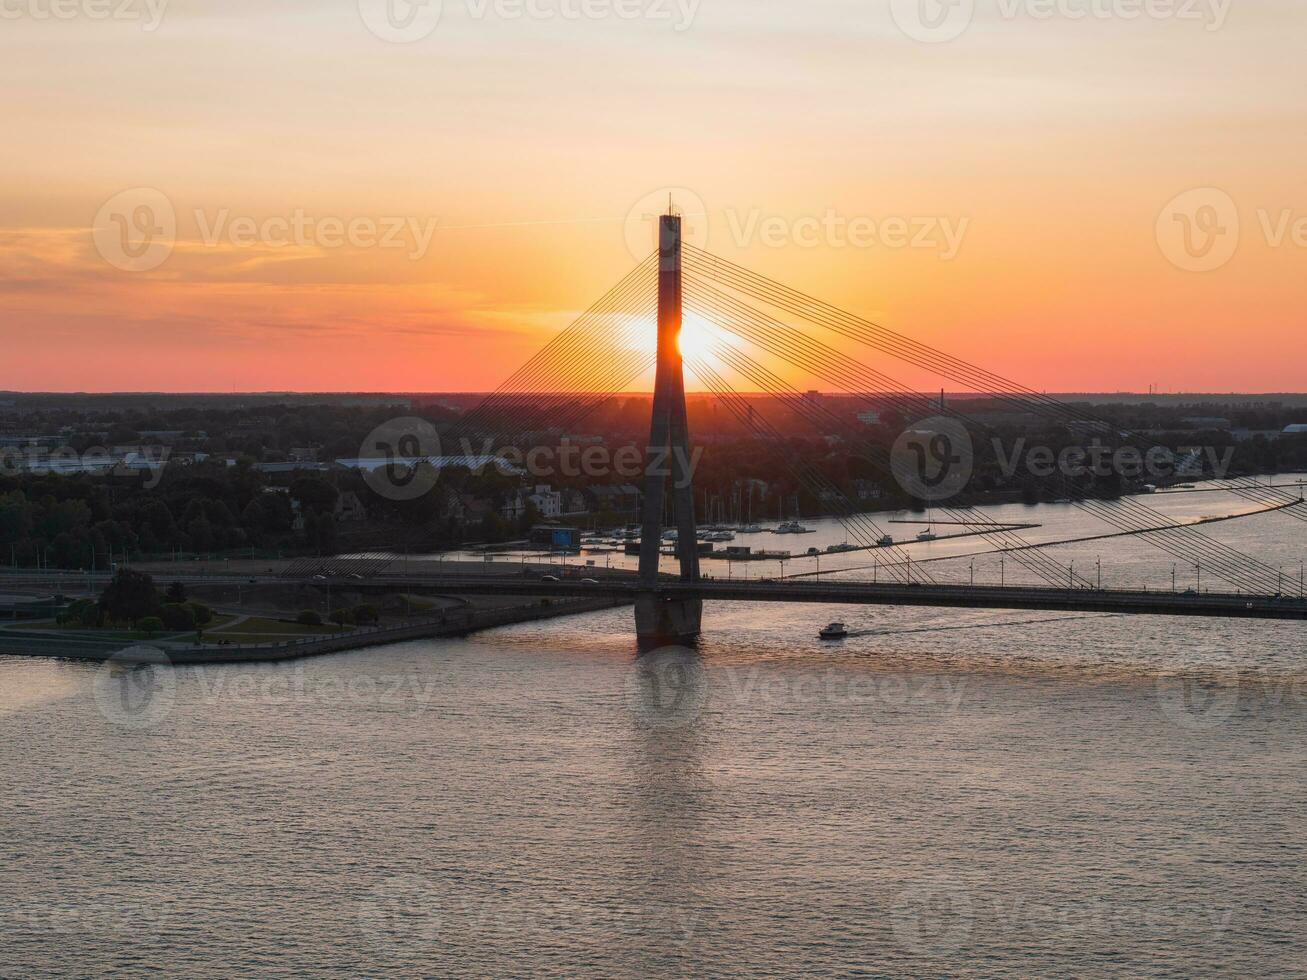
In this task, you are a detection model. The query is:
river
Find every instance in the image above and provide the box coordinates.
[3,481,1306,976]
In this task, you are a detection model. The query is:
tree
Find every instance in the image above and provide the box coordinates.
[165,581,188,603]
[99,568,159,626]
[160,603,195,630]
[290,477,338,514]
[188,602,214,627]
[296,609,322,626]
[138,616,164,635]
[352,604,379,625]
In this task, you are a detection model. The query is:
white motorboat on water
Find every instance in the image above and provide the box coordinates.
[877,535,894,547]
[916,529,938,542]
[819,622,849,640]
[740,524,763,534]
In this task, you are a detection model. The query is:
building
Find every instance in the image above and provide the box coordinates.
[529,525,581,551]
[334,491,368,523]
[254,461,330,475]
[502,484,564,520]
[561,489,590,516]
[1174,449,1204,477]
[1284,424,1307,435]
[585,484,642,516]
[852,479,884,502]
[856,410,882,426]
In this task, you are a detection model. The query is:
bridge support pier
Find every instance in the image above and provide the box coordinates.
[636,210,702,649]
[635,593,703,650]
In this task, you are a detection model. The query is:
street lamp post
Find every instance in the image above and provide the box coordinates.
[1000,557,1005,588]
[970,559,975,587]
[1097,557,1102,591]
[1172,563,1177,592]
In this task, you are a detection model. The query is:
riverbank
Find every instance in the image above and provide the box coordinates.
[0,595,631,665]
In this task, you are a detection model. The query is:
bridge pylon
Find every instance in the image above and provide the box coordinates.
[635,211,702,648]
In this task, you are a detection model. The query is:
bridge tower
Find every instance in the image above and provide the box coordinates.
[635,211,702,648]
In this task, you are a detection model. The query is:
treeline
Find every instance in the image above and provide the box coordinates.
[0,457,537,569]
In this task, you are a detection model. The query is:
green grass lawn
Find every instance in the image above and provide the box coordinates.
[199,616,354,645]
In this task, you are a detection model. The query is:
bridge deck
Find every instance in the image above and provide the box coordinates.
[362,574,1307,621]
[3,569,1304,622]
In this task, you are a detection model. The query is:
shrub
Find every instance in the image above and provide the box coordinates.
[352,604,379,625]
[188,602,214,627]
[138,617,164,634]
[329,608,354,627]
[296,610,322,626]
[61,598,99,628]
[160,603,195,630]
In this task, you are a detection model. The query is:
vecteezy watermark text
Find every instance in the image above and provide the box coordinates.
[0,444,170,488]
[0,0,168,30]
[992,440,1234,482]
[193,209,438,261]
[724,209,970,259]
[92,188,439,272]
[626,647,969,731]
[889,417,1237,503]
[358,0,699,44]
[359,421,707,501]
[891,0,1231,44]
[621,190,969,261]
[890,881,1237,957]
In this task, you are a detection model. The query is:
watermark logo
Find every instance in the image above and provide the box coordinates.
[624,645,708,730]
[891,416,974,502]
[358,874,443,953]
[92,647,175,731]
[890,0,975,43]
[1156,187,1240,272]
[624,186,709,263]
[890,883,975,955]
[92,187,176,273]
[358,0,443,42]
[1154,673,1239,730]
[360,417,444,501]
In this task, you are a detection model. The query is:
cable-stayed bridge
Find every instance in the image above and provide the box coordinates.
[405,209,1307,645]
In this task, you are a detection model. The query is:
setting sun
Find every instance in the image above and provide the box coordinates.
[677,313,717,360]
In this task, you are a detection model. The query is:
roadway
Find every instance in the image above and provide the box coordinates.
[4,568,1306,622]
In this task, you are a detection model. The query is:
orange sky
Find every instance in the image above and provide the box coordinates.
[2,0,1305,393]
